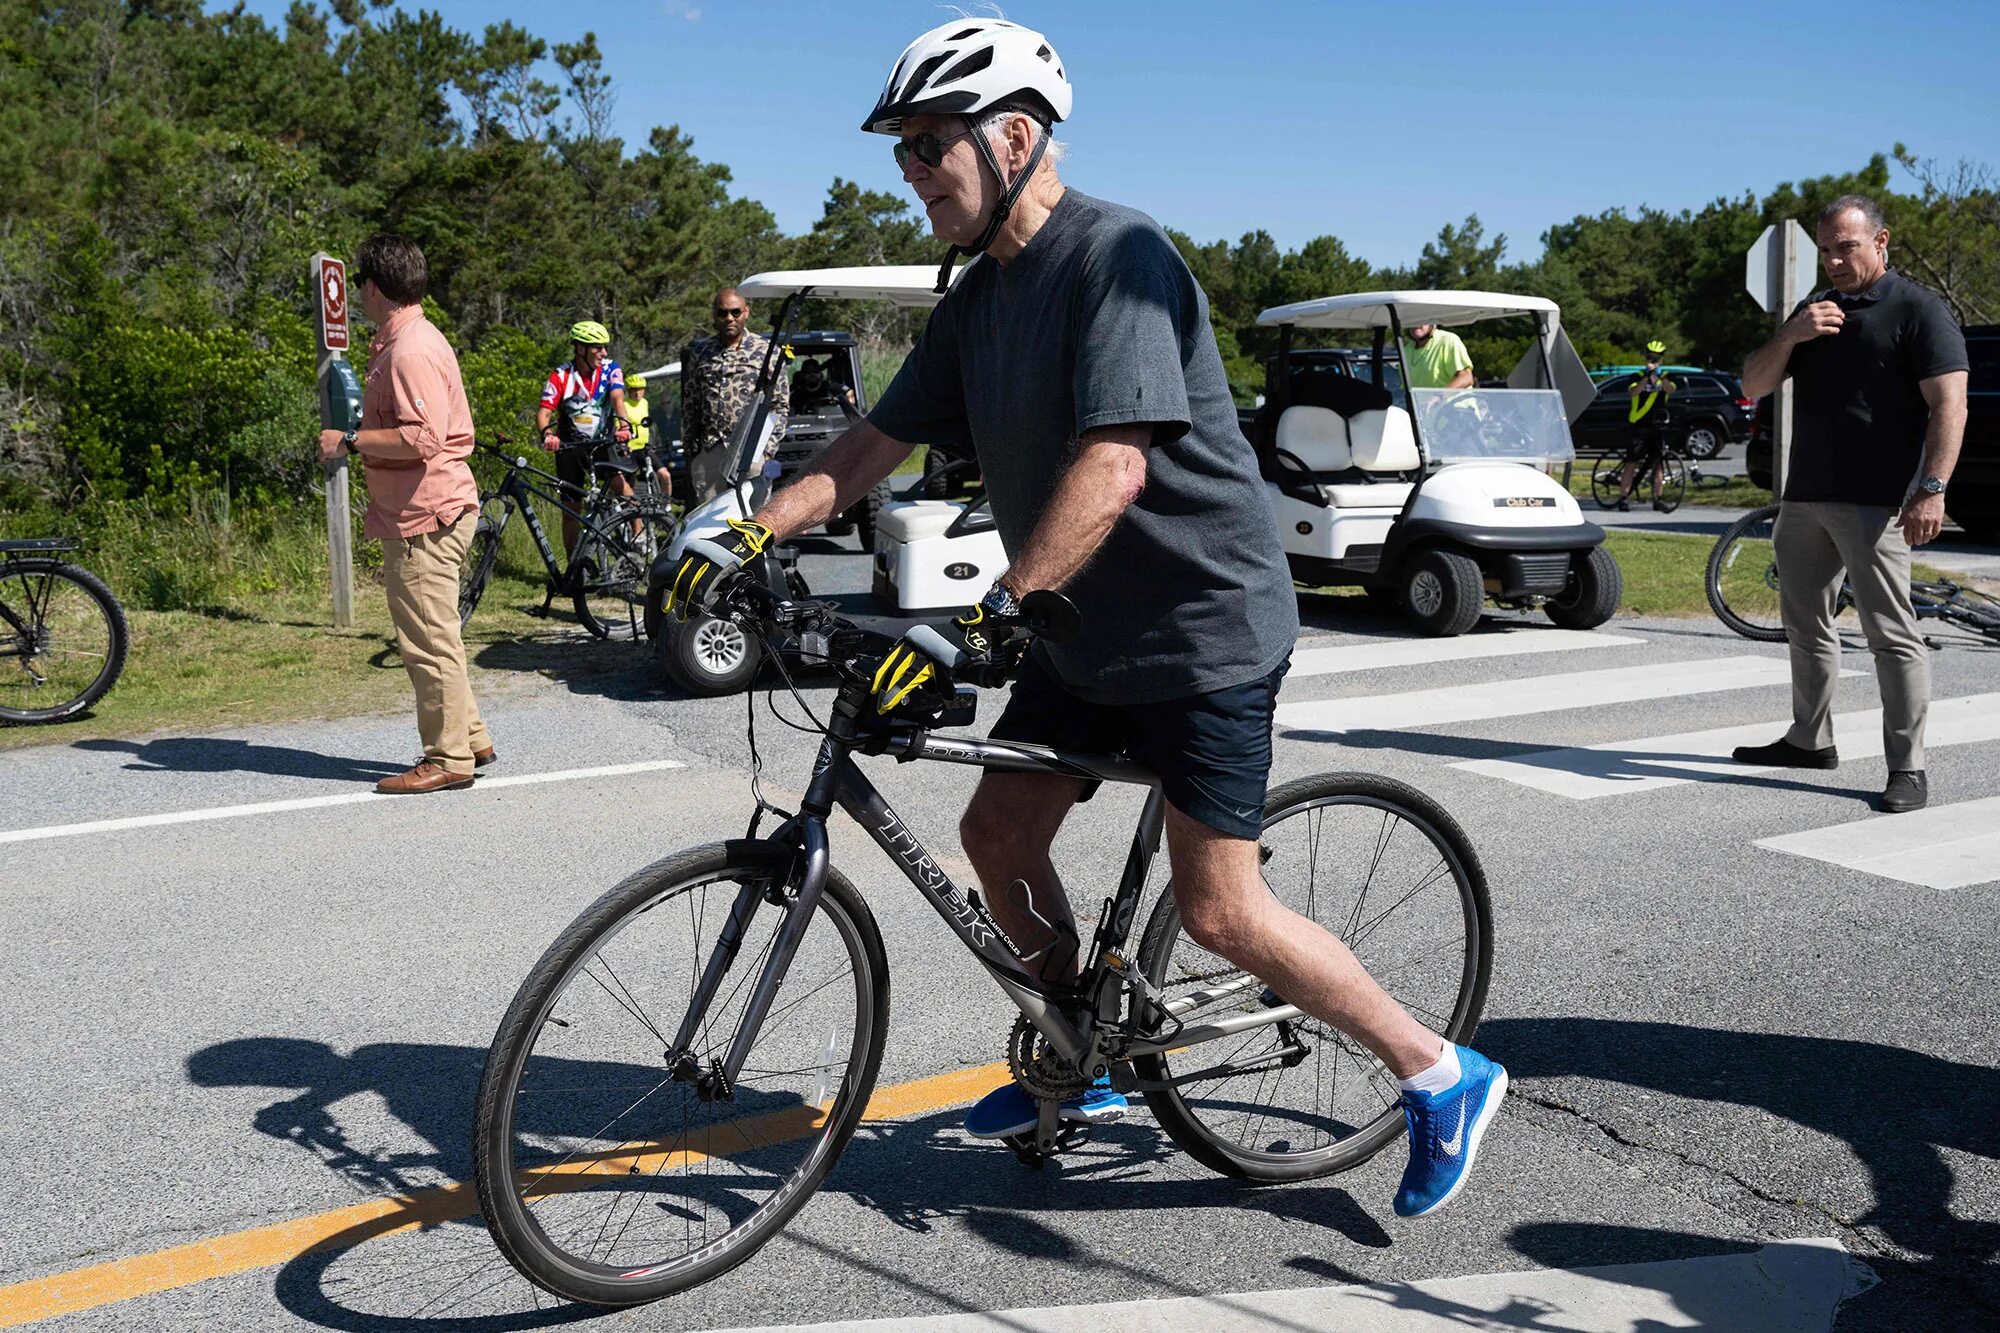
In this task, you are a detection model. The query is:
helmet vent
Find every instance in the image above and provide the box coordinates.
[1035,44,1051,60]
[948,26,984,40]
[903,52,953,98]
[934,46,994,87]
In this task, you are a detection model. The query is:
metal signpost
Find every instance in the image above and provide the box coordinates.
[1745,219,1817,498]
[311,252,356,628]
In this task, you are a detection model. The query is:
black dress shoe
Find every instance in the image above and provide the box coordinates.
[1881,770,1928,813]
[1731,738,1839,769]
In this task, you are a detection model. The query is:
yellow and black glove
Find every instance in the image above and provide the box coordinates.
[870,600,1008,715]
[663,518,773,621]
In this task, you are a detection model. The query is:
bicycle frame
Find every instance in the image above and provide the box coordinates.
[481,453,633,584]
[663,681,1310,1117]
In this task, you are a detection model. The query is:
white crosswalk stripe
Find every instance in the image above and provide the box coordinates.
[1756,795,2000,889]
[1450,691,2000,799]
[1276,656,1840,735]
[1284,627,1641,684]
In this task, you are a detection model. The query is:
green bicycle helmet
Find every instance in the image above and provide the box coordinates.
[1644,339,1667,356]
[569,319,611,346]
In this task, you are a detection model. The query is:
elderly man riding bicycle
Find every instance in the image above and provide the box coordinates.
[669,16,1507,1219]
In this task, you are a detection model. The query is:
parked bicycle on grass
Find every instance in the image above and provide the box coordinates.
[472,580,1494,1306]
[458,440,677,640]
[1707,503,2000,645]
[0,538,129,724]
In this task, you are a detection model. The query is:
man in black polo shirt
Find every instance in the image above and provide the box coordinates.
[1733,195,1970,812]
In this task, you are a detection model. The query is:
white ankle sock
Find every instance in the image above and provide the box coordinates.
[1396,1043,1461,1096]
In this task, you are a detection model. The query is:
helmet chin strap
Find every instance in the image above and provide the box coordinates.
[934,114,1050,293]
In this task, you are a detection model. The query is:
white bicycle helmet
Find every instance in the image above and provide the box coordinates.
[864,19,1073,289]
[861,18,1071,135]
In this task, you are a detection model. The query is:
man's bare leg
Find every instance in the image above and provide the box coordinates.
[1161,803,1443,1079]
[959,771,1086,985]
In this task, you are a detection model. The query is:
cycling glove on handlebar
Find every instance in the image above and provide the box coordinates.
[664,518,773,620]
[871,606,998,714]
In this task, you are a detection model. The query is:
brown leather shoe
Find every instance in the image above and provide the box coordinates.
[474,746,497,769]
[375,761,476,795]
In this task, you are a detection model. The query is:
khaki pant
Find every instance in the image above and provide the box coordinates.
[1776,500,1929,771]
[382,511,490,775]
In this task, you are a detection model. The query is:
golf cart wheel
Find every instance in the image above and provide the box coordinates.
[1402,549,1483,637]
[1545,546,1622,630]
[850,481,890,553]
[1681,421,1724,461]
[661,614,762,695]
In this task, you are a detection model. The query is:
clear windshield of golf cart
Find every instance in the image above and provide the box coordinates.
[1411,387,1574,464]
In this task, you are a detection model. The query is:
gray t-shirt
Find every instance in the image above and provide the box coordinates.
[869,189,1298,704]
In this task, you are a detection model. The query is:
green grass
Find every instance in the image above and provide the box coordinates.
[1565,459,1772,511]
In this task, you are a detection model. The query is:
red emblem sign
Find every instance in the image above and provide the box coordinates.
[319,258,349,352]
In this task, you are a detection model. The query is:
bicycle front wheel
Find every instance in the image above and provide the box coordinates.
[1133,772,1491,1183]
[1589,460,1624,510]
[1650,446,1688,513]
[458,513,504,627]
[473,845,889,1307]
[0,560,130,724]
[1706,503,1785,641]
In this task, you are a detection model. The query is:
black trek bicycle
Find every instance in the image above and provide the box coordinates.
[471,583,1493,1307]
[1706,503,2000,645]
[458,441,678,639]
[0,538,130,724]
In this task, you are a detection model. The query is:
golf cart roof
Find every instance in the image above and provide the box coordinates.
[631,361,679,381]
[1257,290,1560,331]
[737,265,963,309]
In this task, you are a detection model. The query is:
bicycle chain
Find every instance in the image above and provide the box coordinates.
[1007,1014,1093,1101]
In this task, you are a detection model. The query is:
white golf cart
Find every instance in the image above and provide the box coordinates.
[1252,290,1620,635]
[646,265,1007,694]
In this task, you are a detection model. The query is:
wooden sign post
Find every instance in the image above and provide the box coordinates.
[311,252,355,628]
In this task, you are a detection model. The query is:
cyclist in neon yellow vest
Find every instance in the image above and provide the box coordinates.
[1612,340,1678,511]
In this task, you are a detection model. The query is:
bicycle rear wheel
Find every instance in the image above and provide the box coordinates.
[1936,586,2000,644]
[571,503,673,639]
[0,560,130,724]
[1132,771,1491,1183]
[1706,503,1785,641]
[473,845,889,1307]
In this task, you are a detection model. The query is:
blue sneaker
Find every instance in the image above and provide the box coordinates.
[963,1074,1127,1139]
[1393,1045,1508,1218]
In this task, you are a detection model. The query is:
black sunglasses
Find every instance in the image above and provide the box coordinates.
[892,128,974,171]
[712,306,747,317]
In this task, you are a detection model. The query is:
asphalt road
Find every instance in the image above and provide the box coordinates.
[2,532,1996,1332]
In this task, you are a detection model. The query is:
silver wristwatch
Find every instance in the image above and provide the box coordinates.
[1918,476,1947,496]
[979,582,1021,619]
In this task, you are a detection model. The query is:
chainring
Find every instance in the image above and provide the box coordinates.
[1007,1014,1092,1101]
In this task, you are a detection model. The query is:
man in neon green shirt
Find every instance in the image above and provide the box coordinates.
[1402,323,1475,389]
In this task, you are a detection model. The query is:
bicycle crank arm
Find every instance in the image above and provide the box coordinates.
[1125,1002,1305,1058]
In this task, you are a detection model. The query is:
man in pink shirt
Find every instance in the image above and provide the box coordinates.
[318,233,495,794]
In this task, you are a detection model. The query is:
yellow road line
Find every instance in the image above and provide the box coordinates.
[0,1061,1008,1329]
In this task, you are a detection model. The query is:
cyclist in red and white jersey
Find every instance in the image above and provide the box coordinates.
[537,320,632,552]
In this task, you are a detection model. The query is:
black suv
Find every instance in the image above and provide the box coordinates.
[1746,323,2000,539]
[1571,370,1754,460]
[1234,347,1403,439]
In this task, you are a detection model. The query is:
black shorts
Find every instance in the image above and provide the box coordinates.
[988,650,1291,840]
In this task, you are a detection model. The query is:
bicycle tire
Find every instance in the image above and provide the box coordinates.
[1935,586,2000,644]
[1589,460,1624,510]
[1706,504,1786,642]
[571,502,673,640]
[473,843,889,1307]
[0,559,130,724]
[458,515,504,627]
[1132,771,1492,1184]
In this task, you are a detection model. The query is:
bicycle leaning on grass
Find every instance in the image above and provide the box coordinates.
[470,580,1494,1308]
[457,440,678,640]
[1706,502,2000,645]
[0,537,130,725]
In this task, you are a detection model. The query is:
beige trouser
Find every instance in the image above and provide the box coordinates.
[1776,500,1929,771]
[382,511,491,775]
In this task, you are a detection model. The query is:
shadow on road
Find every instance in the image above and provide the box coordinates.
[71,736,406,782]
[1479,1017,1999,1329]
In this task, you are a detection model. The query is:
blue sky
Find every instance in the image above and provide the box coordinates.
[225,1,1997,268]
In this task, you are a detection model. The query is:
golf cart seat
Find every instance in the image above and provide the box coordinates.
[1272,404,1418,507]
[876,500,963,543]
[1346,405,1421,472]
